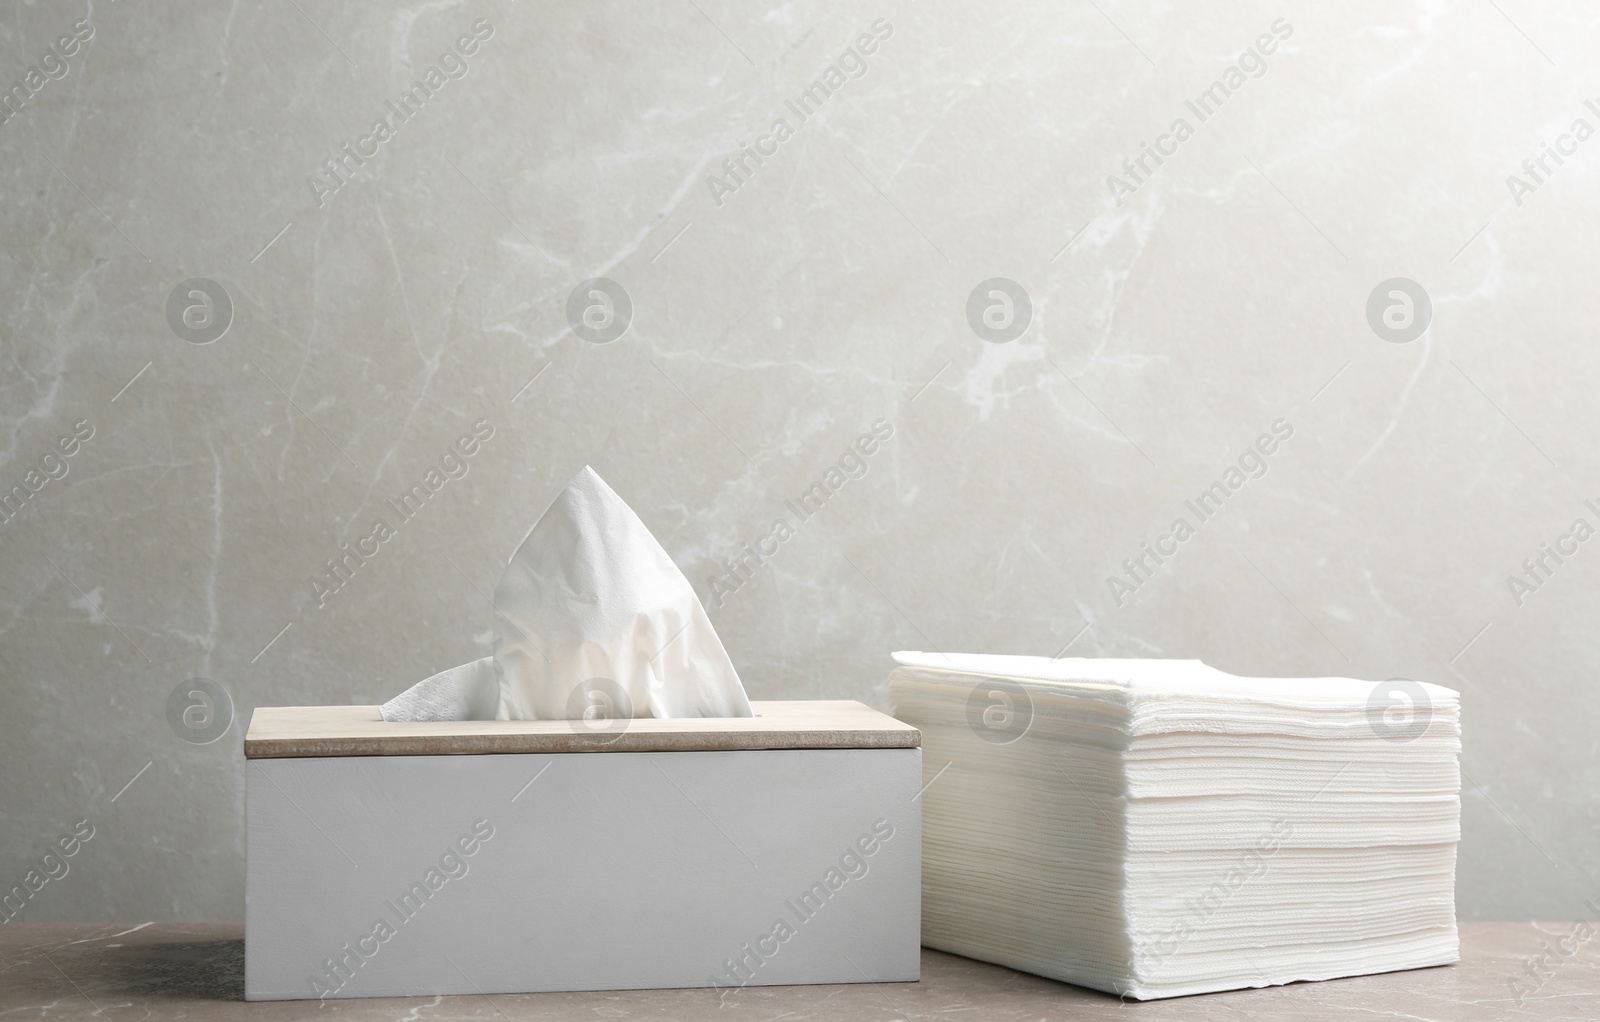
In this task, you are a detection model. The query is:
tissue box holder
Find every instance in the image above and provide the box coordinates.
[243,701,922,1000]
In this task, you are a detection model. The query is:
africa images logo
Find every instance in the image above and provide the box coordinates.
[0,16,93,129]
[705,20,894,208]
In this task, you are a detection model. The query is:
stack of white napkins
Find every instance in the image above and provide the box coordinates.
[889,652,1461,1000]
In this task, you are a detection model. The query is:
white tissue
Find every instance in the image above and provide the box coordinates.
[379,657,502,722]
[889,652,1462,999]
[380,466,751,722]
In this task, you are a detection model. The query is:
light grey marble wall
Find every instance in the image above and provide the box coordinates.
[1,0,1594,924]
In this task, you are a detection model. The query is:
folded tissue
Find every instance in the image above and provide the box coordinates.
[380,466,751,722]
[889,652,1461,998]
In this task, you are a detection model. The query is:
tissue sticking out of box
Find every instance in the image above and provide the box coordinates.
[382,656,501,721]
[380,466,751,722]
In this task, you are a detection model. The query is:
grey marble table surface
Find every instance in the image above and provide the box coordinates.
[0,922,1589,1020]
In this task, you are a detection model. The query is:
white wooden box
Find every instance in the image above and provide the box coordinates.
[243,701,921,1001]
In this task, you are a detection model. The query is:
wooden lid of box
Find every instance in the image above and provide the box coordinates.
[244,700,919,759]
